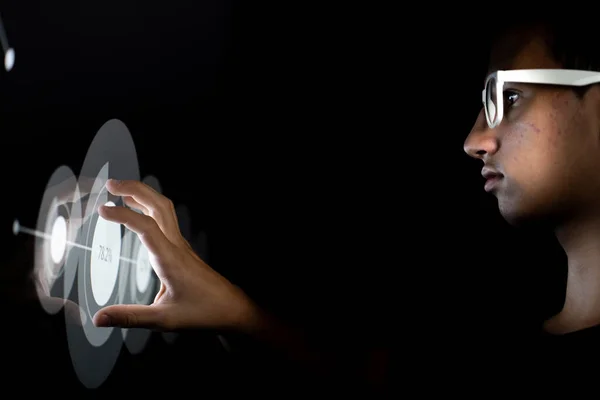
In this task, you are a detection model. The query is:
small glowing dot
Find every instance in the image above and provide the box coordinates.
[4,48,15,72]
[50,216,67,264]
[12,219,19,236]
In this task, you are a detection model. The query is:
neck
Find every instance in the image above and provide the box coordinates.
[545,212,600,334]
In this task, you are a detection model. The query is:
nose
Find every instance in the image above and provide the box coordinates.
[463,109,499,160]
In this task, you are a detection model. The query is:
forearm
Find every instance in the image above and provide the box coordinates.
[234,300,336,377]
[220,289,389,393]
[222,295,381,389]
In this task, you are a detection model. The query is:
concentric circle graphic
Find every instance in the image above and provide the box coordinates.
[50,216,67,264]
[13,119,203,389]
[124,175,161,355]
[33,165,78,315]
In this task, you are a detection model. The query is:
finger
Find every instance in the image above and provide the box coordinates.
[123,195,149,215]
[106,179,167,212]
[154,282,166,304]
[106,179,185,246]
[94,304,167,330]
[98,204,173,260]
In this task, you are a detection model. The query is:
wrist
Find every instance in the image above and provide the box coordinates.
[228,287,267,334]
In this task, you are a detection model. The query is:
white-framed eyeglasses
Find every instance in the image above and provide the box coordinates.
[482,69,600,129]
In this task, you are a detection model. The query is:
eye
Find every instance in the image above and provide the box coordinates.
[503,90,520,108]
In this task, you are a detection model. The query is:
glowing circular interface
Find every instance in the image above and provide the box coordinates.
[4,48,15,72]
[135,244,152,293]
[90,201,122,306]
[50,215,67,264]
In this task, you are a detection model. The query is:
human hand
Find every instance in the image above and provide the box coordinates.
[92,179,257,331]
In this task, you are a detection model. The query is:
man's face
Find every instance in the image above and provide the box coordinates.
[464,28,600,227]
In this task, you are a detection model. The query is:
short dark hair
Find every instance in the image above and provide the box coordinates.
[490,17,600,97]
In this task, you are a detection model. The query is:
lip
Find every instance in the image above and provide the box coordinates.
[484,175,502,192]
[481,167,503,193]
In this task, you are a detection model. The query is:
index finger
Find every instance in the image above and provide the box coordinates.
[105,179,184,244]
[105,179,164,209]
[98,204,173,261]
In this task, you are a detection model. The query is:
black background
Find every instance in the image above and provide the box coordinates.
[0,3,570,395]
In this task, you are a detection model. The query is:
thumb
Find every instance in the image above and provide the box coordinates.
[93,304,166,329]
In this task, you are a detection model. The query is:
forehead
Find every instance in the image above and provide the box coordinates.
[488,25,562,73]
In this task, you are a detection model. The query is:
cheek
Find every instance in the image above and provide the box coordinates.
[502,120,568,190]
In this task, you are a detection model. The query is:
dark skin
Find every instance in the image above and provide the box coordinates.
[464,26,600,334]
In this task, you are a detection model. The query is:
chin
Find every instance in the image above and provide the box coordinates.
[498,201,556,230]
[499,210,528,228]
[497,194,535,226]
